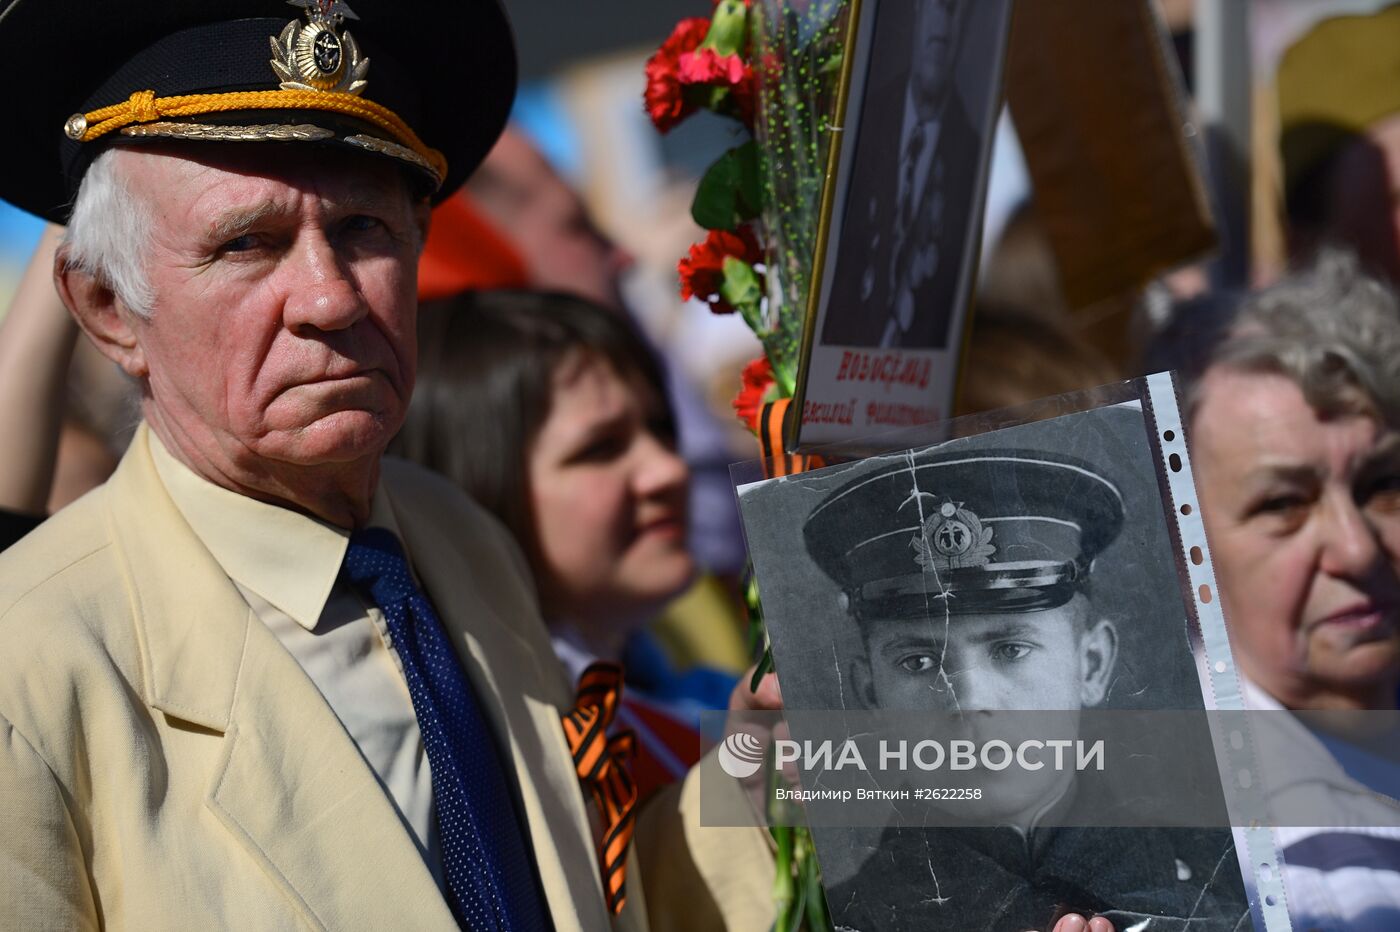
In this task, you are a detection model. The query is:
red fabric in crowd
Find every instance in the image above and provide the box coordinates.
[417,193,529,301]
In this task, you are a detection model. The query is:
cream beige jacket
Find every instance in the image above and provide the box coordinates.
[0,426,771,931]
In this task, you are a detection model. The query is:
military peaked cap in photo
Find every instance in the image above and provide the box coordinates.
[804,449,1125,620]
[0,0,517,221]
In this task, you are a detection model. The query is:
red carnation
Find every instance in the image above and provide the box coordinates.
[645,18,710,133]
[678,225,764,314]
[732,356,775,433]
[676,49,756,130]
[678,47,746,85]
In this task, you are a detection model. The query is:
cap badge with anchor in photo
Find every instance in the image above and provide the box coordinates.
[0,0,517,221]
[803,450,1125,619]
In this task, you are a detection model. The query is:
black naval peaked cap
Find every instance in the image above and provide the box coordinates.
[803,449,1126,620]
[0,0,518,222]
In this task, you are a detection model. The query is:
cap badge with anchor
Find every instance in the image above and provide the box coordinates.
[271,0,370,94]
[910,497,996,572]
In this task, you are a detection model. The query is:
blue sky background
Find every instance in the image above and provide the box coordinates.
[0,202,45,304]
[0,201,44,260]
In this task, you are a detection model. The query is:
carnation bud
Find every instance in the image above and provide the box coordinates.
[700,0,748,58]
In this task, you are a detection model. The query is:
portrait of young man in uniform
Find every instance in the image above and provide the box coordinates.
[737,403,1255,931]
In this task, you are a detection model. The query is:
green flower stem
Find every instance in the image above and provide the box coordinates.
[702,84,734,114]
[764,348,797,399]
[786,869,809,932]
[799,830,831,930]
[720,255,766,334]
[771,822,795,931]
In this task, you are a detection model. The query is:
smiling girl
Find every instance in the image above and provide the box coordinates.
[392,289,734,798]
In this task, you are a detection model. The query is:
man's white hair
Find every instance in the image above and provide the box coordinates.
[63,149,155,317]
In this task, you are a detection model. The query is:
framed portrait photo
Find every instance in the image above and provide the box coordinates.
[789,0,1013,451]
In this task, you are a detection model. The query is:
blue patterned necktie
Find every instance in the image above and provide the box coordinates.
[341,527,550,932]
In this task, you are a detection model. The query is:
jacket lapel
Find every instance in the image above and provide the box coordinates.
[107,426,454,930]
[207,617,457,930]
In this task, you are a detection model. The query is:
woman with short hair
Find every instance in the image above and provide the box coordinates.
[1160,252,1400,931]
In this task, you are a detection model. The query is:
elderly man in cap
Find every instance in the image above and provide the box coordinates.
[799,447,1251,931]
[0,2,773,930]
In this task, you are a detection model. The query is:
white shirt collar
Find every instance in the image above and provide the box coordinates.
[149,429,402,631]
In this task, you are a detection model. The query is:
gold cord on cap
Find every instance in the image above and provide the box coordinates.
[63,88,446,184]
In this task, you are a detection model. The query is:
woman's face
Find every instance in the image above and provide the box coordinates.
[527,350,694,636]
[1193,369,1400,709]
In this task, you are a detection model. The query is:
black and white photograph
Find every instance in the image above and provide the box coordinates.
[790,0,1012,449]
[820,0,1003,350]
[737,398,1255,930]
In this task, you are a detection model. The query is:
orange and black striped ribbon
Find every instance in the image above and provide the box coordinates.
[758,398,826,479]
[560,662,637,915]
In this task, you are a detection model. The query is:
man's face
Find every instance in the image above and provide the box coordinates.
[855,595,1116,712]
[910,0,963,117]
[115,145,425,472]
[853,595,1116,825]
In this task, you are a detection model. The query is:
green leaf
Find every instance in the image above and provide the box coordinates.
[692,141,764,231]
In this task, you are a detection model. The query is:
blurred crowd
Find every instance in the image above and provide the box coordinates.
[1,1,1399,929]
